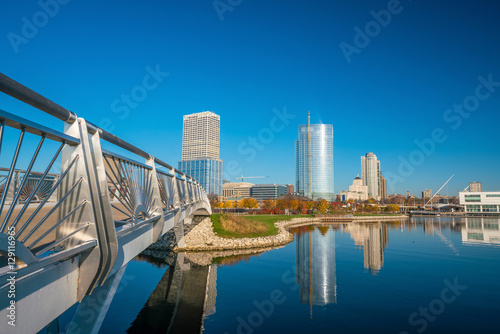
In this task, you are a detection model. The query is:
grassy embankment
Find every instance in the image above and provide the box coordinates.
[211,214,313,238]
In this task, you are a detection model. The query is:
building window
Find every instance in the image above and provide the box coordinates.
[486,194,500,197]
[467,232,484,241]
[466,205,481,212]
[482,205,498,213]
[484,222,499,230]
[464,196,481,203]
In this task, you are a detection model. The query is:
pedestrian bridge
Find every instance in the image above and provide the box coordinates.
[0,73,211,333]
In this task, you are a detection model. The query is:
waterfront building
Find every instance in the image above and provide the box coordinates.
[361,153,381,200]
[422,189,432,200]
[459,192,500,213]
[222,182,253,199]
[340,175,368,201]
[250,184,286,200]
[380,175,387,200]
[461,218,500,245]
[295,122,334,201]
[178,111,223,195]
[469,182,482,192]
[295,226,337,306]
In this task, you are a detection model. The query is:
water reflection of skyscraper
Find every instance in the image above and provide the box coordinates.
[345,222,388,275]
[295,226,337,306]
[127,254,217,334]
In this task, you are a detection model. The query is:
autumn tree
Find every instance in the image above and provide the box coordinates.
[317,199,329,213]
[263,199,276,210]
[242,198,258,209]
[305,201,315,210]
[385,204,400,213]
[208,193,219,209]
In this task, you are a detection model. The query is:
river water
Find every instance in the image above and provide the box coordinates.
[46,217,500,334]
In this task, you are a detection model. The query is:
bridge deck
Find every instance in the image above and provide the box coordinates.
[0,203,130,261]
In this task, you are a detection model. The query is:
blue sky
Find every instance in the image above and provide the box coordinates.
[1,0,499,196]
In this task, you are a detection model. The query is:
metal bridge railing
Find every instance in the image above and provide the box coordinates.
[0,72,210,300]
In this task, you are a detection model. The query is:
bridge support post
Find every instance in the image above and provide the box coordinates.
[174,211,186,249]
[146,156,165,242]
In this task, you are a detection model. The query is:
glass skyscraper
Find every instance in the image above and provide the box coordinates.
[178,159,222,195]
[178,111,223,195]
[295,123,334,201]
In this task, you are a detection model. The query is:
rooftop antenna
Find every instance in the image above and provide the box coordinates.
[308,111,311,199]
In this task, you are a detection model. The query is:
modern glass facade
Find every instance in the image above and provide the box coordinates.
[250,184,286,200]
[178,159,223,195]
[295,124,334,201]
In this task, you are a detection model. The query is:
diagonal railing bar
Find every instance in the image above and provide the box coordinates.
[104,155,135,212]
[110,203,132,220]
[16,154,78,236]
[0,128,25,231]
[118,159,137,214]
[34,222,91,257]
[20,176,83,243]
[0,121,4,157]
[158,175,171,208]
[144,173,155,214]
[114,158,136,211]
[28,199,87,249]
[104,164,135,213]
[1,135,45,232]
[107,183,134,216]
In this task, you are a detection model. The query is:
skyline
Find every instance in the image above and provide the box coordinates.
[1,0,500,195]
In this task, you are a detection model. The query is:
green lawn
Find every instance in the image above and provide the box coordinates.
[211,214,313,238]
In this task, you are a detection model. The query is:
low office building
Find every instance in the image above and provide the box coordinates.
[459,192,500,213]
[251,184,287,201]
[222,182,253,199]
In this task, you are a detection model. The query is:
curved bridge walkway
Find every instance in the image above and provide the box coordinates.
[0,73,211,333]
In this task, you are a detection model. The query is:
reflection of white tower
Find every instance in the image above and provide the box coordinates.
[346,223,388,275]
[296,226,337,309]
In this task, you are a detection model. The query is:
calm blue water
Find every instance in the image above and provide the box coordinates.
[47,217,500,334]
